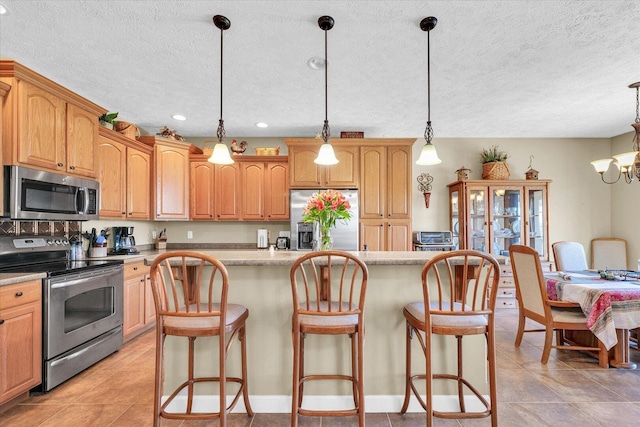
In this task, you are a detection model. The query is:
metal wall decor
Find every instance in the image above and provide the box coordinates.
[417,173,434,208]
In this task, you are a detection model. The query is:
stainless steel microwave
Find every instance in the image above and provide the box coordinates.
[3,166,99,220]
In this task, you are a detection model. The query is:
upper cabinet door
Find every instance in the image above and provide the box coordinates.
[66,103,98,178]
[127,147,150,219]
[360,146,386,219]
[265,162,289,220]
[97,136,126,218]
[289,146,322,187]
[387,146,411,219]
[215,162,241,220]
[190,161,215,220]
[154,144,189,220]
[323,146,359,188]
[241,162,265,220]
[17,81,66,171]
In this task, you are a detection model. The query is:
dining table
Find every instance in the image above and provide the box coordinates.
[544,270,640,369]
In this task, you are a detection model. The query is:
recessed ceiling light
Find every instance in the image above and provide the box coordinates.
[255,122,268,128]
[307,56,325,70]
[0,4,8,15]
[171,114,186,121]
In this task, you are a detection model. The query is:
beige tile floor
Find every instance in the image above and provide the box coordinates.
[2,309,640,426]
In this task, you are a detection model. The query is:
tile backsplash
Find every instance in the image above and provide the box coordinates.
[0,220,82,239]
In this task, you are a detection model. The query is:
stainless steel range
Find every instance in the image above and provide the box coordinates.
[0,236,124,392]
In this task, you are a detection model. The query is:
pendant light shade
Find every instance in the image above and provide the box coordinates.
[314,16,339,166]
[416,16,442,166]
[208,15,234,165]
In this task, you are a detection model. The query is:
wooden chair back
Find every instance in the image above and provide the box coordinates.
[552,241,588,272]
[591,237,628,270]
[290,250,368,323]
[421,250,500,324]
[510,245,549,320]
[149,251,230,335]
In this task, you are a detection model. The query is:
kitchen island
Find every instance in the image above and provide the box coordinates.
[142,249,505,413]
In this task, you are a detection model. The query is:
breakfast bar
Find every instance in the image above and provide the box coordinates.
[143,250,503,413]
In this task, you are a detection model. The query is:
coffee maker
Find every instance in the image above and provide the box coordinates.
[110,226,138,255]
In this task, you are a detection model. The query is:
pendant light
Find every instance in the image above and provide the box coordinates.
[416,16,442,166]
[208,15,234,165]
[314,15,339,166]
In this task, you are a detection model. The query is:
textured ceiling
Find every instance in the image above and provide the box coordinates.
[0,0,639,140]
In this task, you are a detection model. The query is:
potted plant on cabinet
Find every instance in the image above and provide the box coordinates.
[480,145,510,180]
[99,112,118,130]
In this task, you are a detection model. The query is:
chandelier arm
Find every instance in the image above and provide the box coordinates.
[598,170,622,184]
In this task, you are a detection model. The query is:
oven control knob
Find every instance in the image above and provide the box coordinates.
[46,239,54,246]
[54,239,62,245]
[61,239,69,246]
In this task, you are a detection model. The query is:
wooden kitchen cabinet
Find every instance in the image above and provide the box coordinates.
[0,81,10,217]
[190,155,289,221]
[0,60,105,179]
[0,280,42,405]
[190,160,216,220]
[448,179,551,260]
[286,139,359,188]
[359,141,413,250]
[97,128,151,219]
[139,136,200,221]
[122,261,154,341]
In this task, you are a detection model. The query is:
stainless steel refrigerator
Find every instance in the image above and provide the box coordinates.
[290,189,359,251]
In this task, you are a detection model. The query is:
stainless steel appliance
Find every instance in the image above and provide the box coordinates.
[275,236,290,250]
[290,189,359,251]
[413,231,456,251]
[110,226,138,255]
[257,229,269,249]
[0,236,124,392]
[3,165,99,221]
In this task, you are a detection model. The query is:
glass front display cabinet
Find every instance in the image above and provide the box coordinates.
[448,179,551,260]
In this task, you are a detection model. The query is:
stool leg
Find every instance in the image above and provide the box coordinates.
[357,329,365,427]
[291,328,301,427]
[456,335,465,413]
[425,327,433,427]
[187,336,196,414]
[153,328,164,427]
[239,325,254,416]
[299,333,305,408]
[219,332,226,426]
[350,332,358,408]
[400,321,412,414]
[487,329,498,426]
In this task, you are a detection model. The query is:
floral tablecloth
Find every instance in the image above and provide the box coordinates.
[545,273,640,349]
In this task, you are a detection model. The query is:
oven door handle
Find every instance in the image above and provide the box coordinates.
[75,187,89,215]
[49,327,122,367]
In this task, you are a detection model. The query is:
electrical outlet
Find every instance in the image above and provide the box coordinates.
[152,230,157,239]
[187,231,193,239]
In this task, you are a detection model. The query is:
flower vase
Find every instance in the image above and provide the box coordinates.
[320,227,333,251]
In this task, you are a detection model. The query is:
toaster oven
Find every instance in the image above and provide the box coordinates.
[413,231,455,251]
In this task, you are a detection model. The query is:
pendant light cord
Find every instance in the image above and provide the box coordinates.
[217,26,226,142]
[424,27,433,144]
[322,27,331,143]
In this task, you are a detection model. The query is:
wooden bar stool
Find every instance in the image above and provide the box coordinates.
[400,250,500,426]
[149,251,253,426]
[290,250,369,427]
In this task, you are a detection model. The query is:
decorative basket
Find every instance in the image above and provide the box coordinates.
[482,161,510,180]
[114,121,140,140]
[254,147,280,156]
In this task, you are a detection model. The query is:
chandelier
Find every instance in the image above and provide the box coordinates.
[208,15,234,165]
[415,16,442,166]
[591,82,640,184]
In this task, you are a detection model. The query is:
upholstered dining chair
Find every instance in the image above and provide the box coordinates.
[509,245,608,366]
[149,251,253,426]
[591,237,628,270]
[290,250,369,427]
[400,250,500,427]
[552,241,588,272]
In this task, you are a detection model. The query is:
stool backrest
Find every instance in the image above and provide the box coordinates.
[591,237,628,270]
[552,241,588,272]
[421,250,500,316]
[290,250,368,317]
[149,251,230,328]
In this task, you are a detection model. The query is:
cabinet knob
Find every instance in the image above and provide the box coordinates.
[129,212,133,215]
[70,165,75,170]
[379,224,383,227]
[133,267,138,271]
[57,163,64,167]
[122,212,126,215]
[0,319,4,325]
[15,291,23,297]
